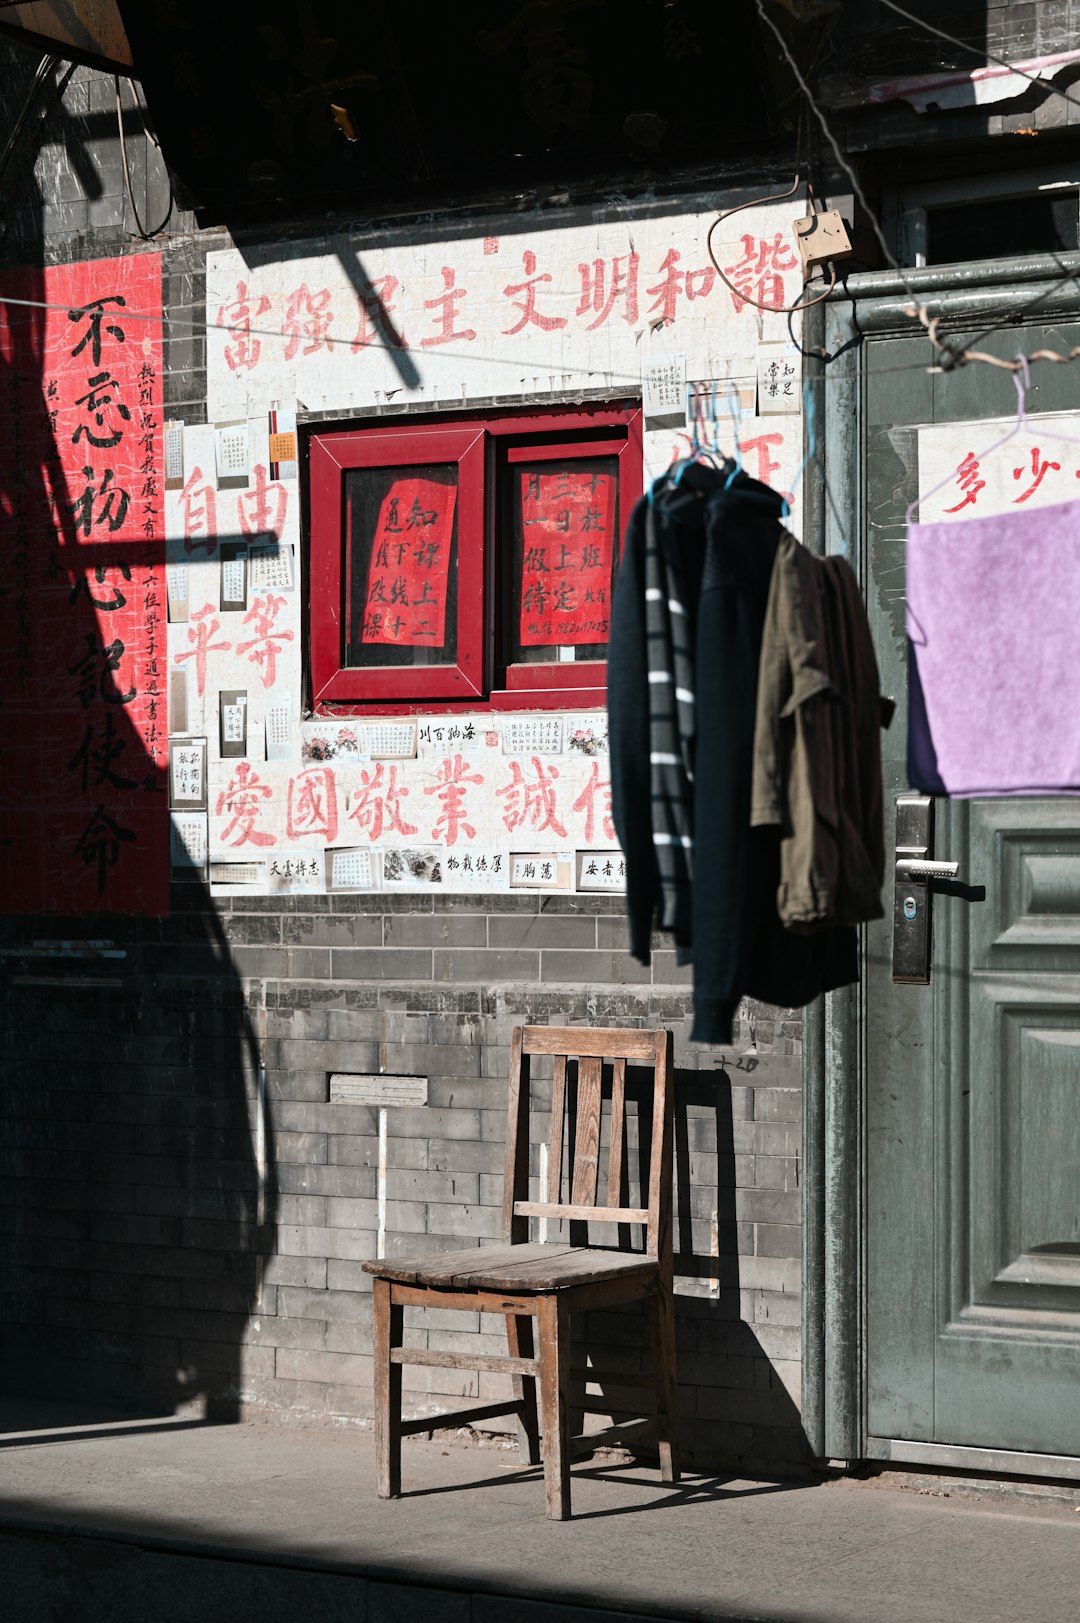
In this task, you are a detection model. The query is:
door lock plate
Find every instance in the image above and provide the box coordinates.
[893,880,931,983]
[894,793,934,984]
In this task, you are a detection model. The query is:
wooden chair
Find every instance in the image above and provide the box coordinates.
[363,1024,677,1520]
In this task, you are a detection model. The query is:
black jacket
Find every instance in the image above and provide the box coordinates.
[609,462,857,1044]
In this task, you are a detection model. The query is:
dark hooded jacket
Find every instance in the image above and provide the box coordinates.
[608,462,857,1044]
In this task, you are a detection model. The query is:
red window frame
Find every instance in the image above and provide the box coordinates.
[309,426,486,706]
[307,404,642,715]
[494,432,639,710]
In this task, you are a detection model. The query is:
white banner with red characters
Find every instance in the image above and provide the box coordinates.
[916,414,1080,524]
[205,208,803,478]
[184,199,808,896]
[209,743,618,856]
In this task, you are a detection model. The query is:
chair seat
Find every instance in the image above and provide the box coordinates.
[363,1240,658,1293]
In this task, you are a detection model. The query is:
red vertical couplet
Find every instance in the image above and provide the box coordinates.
[518,468,615,647]
[361,477,456,647]
[0,252,167,914]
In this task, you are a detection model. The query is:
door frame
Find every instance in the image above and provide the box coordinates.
[801,247,1080,1472]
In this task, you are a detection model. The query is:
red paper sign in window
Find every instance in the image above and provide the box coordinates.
[362,477,456,646]
[519,468,615,647]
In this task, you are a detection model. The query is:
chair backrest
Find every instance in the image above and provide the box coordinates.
[502,1025,674,1264]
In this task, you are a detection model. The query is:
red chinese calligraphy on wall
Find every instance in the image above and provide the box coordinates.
[286,765,338,843]
[362,477,456,647]
[518,468,614,647]
[0,252,167,914]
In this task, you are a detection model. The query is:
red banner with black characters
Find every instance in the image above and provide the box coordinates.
[0,252,167,914]
[518,467,614,647]
[361,476,456,647]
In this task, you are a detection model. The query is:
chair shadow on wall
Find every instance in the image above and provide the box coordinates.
[564,1063,810,1489]
[0,49,276,1446]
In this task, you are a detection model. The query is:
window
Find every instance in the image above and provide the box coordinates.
[308,404,642,712]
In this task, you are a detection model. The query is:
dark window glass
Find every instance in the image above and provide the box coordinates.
[928,195,1079,265]
[345,462,458,667]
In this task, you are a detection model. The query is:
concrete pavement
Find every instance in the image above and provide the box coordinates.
[1,1398,1079,1622]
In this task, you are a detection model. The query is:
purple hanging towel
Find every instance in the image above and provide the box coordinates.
[907,495,1080,796]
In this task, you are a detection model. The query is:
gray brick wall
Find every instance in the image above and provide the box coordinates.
[0,890,807,1474]
[0,48,808,1479]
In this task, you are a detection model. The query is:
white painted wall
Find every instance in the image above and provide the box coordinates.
[165,199,806,896]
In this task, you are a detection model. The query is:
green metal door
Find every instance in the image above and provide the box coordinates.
[814,256,1080,1473]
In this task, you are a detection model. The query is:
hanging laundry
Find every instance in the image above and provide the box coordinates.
[609,461,860,1045]
[752,531,892,931]
[907,496,1080,795]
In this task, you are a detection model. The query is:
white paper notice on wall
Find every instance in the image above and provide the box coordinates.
[215,420,250,488]
[301,722,362,763]
[220,690,247,759]
[382,847,444,887]
[916,414,1080,524]
[222,704,245,743]
[329,846,375,891]
[416,717,491,756]
[643,354,687,431]
[362,721,417,759]
[756,343,800,414]
[269,851,325,893]
[265,703,292,761]
[501,717,563,755]
[164,420,185,489]
[210,861,267,891]
[511,852,572,889]
[170,811,208,872]
[220,548,247,607]
[249,540,294,592]
[442,849,508,889]
[166,560,188,622]
[564,712,608,756]
[577,850,627,891]
[169,739,207,807]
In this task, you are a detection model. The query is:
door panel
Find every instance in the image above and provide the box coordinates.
[859,306,1080,1459]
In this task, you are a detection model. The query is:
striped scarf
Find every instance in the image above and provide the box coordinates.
[644,493,696,941]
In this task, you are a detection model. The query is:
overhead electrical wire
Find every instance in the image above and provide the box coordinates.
[750,0,925,310]
[3,285,1079,392]
[4,8,1080,390]
[114,75,173,242]
[878,0,1080,120]
[749,0,1080,375]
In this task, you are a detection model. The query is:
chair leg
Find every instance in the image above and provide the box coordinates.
[373,1277,404,1498]
[506,1312,541,1466]
[537,1294,572,1520]
[648,1285,679,1484]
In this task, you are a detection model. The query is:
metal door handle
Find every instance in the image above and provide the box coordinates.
[896,859,959,881]
[893,792,945,984]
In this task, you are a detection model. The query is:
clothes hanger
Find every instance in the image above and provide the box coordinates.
[722,381,745,490]
[671,386,724,485]
[906,356,1028,525]
[1007,353,1080,456]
